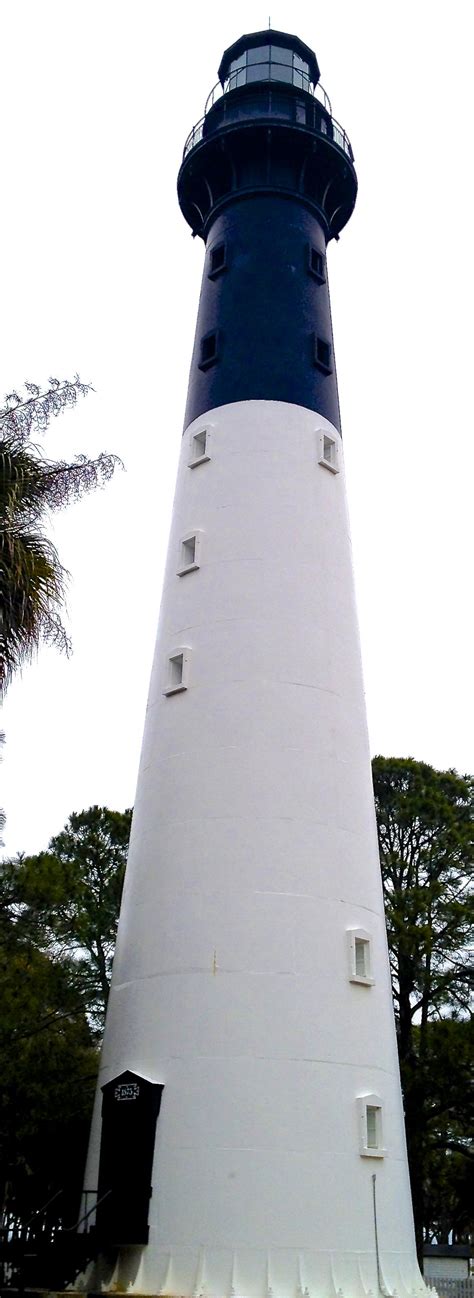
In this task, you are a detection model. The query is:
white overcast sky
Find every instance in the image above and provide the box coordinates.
[1,0,473,857]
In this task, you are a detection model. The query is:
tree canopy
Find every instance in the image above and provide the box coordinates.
[0,805,132,1243]
[373,756,473,1255]
[0,377,122,693]
[0,937,97,1236]
[4,805,132,1026]
[421,1017,474,1244]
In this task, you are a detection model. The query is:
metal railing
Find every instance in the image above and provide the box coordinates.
[184,118,205,155]
[183,95,353,162]
[203,70,332,116]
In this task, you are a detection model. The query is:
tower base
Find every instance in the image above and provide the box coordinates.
[78,1242,430,1298]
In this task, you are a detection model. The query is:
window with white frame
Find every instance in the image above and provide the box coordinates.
[347,928,374,985]
[188,427,210,467]
[318,431,339,474]
[357,1094,384,1157]
[177,530,202,577]
[163,648,190,696]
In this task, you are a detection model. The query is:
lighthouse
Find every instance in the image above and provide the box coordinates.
[82,30,427,1298]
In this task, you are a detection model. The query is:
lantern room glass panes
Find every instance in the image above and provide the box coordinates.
[270,45,292,83]
[227,44,311,93]
[227,50,246,90]
[247,45,270,84]
[293,52,309,90]
[272,45,292,64]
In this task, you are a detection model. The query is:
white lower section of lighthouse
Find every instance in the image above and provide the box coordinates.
[83,400,425,1298]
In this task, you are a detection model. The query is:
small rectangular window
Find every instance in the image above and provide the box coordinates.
[177,531,202,577]
[163,649,190,696]
[188,427,210,467]
[181,535,195,567]
[314,336,332,374]
[355,937,368,978]
[357,1094,384,1158]
[199,331,219,370]
[169,654,183,689]
[366,1106,378,1148]
[309,246,326,282]
[208,242,227,279]
[323,435,335,464]
[318,431,339,474]
[347,928,374,985]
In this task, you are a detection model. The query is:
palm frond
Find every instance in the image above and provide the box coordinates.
[0,528,70,690]
[0,377,122,693]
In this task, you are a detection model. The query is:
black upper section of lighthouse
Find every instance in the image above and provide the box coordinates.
[178,29,355,241]
[178,30,357,430]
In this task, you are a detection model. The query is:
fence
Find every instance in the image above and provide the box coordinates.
[427,1279,474,1298]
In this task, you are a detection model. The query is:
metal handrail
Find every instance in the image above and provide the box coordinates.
[331,116,352,157]
[23,1189,63,1232]
[204,72,332,117]
[183,101,353,162]
[62,1187,111,1233]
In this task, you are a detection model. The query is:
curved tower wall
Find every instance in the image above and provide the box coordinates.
[182,198,341,430]
[83,29,426,1298]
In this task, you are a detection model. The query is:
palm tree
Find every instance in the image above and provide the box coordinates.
[0,378,121,693]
